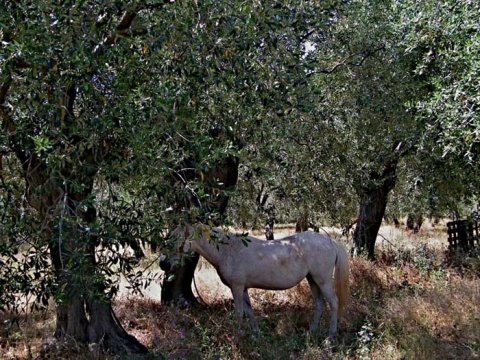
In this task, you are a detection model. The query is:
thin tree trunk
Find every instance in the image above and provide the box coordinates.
[353,161,397,260]
[295,211,309,232]
[265,224,274,240]
[353,191,388,259]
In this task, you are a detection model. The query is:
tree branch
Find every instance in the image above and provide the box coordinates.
[104,2,173,45]
[0,77,12,107]
[116,10,137,31]
[308,44,386,77]
[0,75,31,165]
[105,11,136,45]
[0,76,13,131]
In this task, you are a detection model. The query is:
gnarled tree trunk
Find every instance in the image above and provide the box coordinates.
[20,151,147,354]
[160,253,200,305]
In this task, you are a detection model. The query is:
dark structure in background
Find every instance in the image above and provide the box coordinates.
[447,217,479,250]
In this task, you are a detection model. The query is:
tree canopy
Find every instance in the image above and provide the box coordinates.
[1,0,479,354]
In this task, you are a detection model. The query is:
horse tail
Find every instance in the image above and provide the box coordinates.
[333,239,350,318]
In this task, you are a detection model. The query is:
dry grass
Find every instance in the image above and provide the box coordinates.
[0,304,56,359]
[1,224,479,359]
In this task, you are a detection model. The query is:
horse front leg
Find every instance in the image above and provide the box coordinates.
[230,285,246,332]
[243,289,259,333]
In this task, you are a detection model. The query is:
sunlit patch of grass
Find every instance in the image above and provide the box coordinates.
[0,303,56,359]
[383,276,479,360]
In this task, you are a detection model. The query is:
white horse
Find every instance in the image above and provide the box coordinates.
[171,224,350,339]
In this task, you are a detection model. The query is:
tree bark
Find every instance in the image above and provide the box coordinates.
[161,253,200,305]
[353,161,398,260]
[406,213,423,233]
[295,211,309,232]
[49,233,147,353]
[265,224,274,240]
[87,299,147,353]
[48,210,147,353]
[54,297,89,341]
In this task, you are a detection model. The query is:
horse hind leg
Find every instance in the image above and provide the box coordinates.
[318,281,339,339]
[307,274,325,332]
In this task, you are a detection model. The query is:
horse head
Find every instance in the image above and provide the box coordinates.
[158,223,194,272]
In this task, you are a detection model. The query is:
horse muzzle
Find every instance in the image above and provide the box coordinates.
[159,254,183,272]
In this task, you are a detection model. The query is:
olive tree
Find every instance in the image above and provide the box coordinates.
[0,0,334,351]
[149,0,336,301]
[305,0,480,258]
[0,0,180,353]
[238,0,480,259]
[395,0,480,215]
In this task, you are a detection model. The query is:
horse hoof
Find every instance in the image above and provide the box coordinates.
[322,336,335,348]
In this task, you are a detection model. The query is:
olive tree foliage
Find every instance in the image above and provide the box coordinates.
[0,1,193,352]
[392,0,480,216]
[140,1,339,230]
[398,0,480,160]
[0,0,340,352]
[144,0,341,301]
[223,4,359,231]
[229,1,422,235]
[230,111,357,231]
[300,1,424,257]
